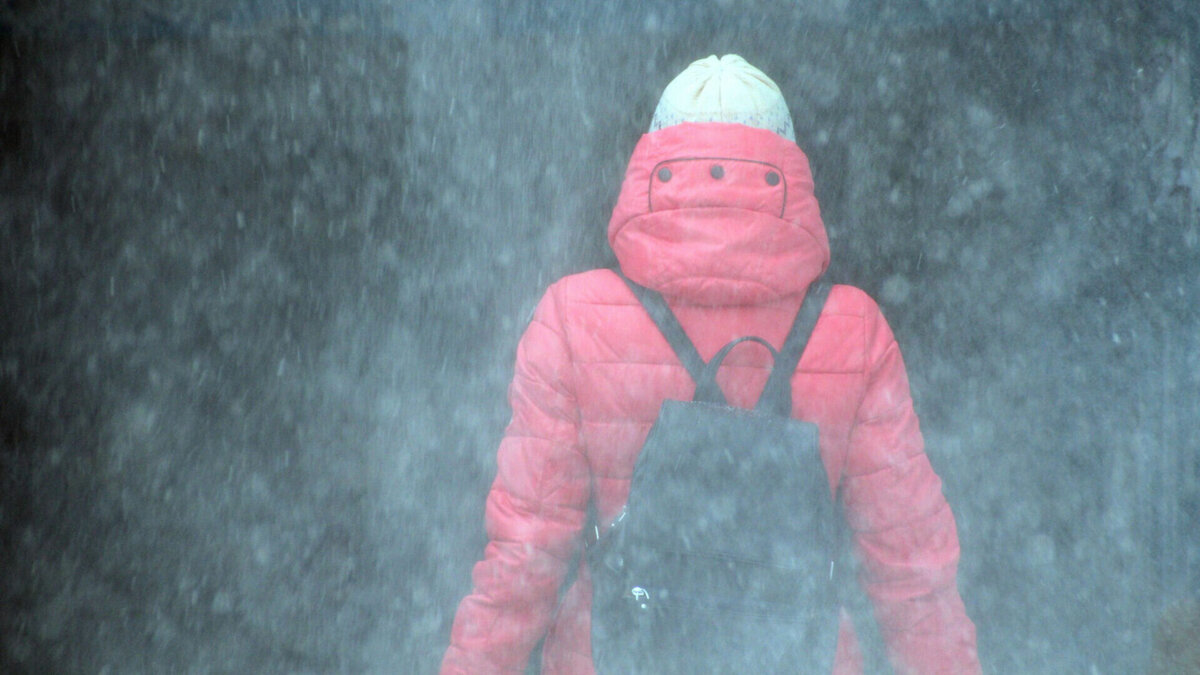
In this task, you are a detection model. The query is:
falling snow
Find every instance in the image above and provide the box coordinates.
[1,1,1198,673]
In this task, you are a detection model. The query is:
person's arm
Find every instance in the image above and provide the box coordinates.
[441,283,589,674]
[842,301,981,675]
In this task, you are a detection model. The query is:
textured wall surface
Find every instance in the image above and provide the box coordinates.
[2,1,1198,672]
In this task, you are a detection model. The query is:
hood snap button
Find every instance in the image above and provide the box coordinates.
[657,167,672,182]
[765,171,780,186]
[710,164,724,179]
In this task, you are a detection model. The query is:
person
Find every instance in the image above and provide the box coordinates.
[441,54,980,674]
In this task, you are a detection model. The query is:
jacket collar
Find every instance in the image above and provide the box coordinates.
[608,123,829,306]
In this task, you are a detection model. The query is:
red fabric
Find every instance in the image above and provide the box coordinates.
[442,123,980,674]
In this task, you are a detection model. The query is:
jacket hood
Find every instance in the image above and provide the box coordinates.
[608,122,829,305]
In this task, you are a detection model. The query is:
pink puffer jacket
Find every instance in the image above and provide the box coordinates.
[442,123,980,674]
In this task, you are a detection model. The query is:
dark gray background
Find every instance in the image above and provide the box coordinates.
[2,1,1197,672]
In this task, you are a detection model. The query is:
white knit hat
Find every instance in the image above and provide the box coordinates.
[649,54,795,142]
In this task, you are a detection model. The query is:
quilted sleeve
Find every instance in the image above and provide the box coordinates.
[441,283,590,674]
[841,303,981,675]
